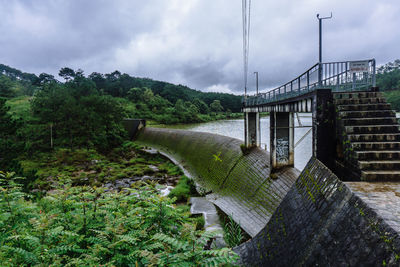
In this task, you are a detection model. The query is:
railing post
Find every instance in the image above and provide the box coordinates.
[307,71,310,90]
[318,63,322,87]
[372,59,376,87]
[298,77,301,92]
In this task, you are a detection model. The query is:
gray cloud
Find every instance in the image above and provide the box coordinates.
[0,0,399,94]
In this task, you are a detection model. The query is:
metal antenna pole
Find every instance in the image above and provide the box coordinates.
[316,12,332,86]
[254,71,259,95]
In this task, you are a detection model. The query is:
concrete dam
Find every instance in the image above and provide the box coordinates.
[135,127,400,266]
[131,60,400,265]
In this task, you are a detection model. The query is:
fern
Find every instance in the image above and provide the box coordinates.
[2,245,38,265]
[0,171,239,266]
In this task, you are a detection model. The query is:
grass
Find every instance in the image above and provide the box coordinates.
[5,95,32,119]
[168,175,198,203]
[216,207,251,247]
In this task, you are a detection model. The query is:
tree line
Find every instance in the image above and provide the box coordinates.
[0,64,243,175]
[376,59,400,111]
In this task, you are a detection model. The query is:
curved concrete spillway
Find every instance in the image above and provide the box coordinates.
[135,127,400,265]
[136,127,299,237]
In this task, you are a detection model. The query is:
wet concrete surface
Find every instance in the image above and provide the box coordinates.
[346,182,400,233]
[190,197,226,248]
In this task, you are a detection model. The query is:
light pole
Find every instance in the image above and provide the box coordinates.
[317,12,332,85]
[254,71,259,95]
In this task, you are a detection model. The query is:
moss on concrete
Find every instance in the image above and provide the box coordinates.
[136,127,298,235]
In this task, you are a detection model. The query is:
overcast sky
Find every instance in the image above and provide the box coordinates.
[0,0,399,94]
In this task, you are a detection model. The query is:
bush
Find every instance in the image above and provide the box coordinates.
[0,171,238,266]
[222,215,244,247]
[168,176,197,203]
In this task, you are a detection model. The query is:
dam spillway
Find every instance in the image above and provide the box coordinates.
[136,127,299,237]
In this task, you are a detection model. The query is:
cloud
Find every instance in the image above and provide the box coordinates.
[0,0,399,94]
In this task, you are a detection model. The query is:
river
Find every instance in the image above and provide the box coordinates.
[157,112,400,171]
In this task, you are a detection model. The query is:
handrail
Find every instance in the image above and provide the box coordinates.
[244,59,376,107]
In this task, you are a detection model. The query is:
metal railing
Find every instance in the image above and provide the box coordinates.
[244,59,376,107]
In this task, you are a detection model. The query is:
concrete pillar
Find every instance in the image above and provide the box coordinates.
[270,111,294,170]
[312,89,334,168]
[244,112,260,147]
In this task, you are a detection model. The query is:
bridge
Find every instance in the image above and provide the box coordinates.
[242,59,400,181]
[125,58,400,266]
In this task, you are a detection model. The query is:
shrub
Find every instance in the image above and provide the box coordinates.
[222,215,243,247]
[168,176,197,203]
[0,171,238,266]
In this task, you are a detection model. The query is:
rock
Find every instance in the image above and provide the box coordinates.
[148,165,159,172]
[160,185,174,197]
[142,148,158,155]
[142,175,152,181]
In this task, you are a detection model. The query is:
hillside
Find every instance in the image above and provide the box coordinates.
[0,64,242,112]
[377,59,400,111]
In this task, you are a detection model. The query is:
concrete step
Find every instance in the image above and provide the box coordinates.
[334,98,387,105]
[345,125,400,134]
[339,110,396,119]
[356,151,400,161]
[342,117,398,126]
[361,170,400,181]
[352,142,400,151]
[338,103,391,112]
[333,91,382,100]
[348,133,400,142]
[358,160,400,171]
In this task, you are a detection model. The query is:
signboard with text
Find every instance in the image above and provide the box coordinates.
[350,61,369,73]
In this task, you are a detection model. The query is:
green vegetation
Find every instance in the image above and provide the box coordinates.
[17,141,182,191]
[222,215,244,248]
[377,59,400,111]
[377,60,400,91]
[383,90,400,111]
[0,63,242,176]
[0,171,238,266]
[0,63,245,265]
[168,175,198,203]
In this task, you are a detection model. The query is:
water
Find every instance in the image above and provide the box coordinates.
[156,114,313,170]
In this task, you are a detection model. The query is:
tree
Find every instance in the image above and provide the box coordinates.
[34,73,56,86]
[0,98,20,170]
[0,75,15,97]
[31,75,126,151]
[193,98,209,114]
[210,100,224,112]
[58,67,76,81]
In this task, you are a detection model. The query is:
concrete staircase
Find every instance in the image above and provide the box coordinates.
[334,91,400,181]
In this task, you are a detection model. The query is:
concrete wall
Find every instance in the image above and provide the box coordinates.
[136,127,299,237]
[234,157,400,266]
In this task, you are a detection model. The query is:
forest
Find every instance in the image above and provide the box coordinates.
[0,64,243,266]
[376,59,400,111]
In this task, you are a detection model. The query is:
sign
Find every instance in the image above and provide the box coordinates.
[350,61,369,73]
